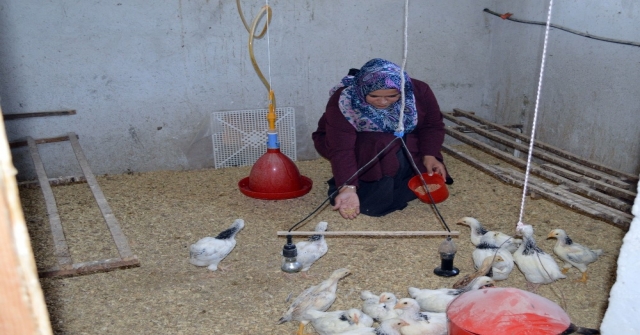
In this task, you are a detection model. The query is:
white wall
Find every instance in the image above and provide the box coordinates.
[484,0,640,175]
[601,178,640,334]
[0,0,494,180]
[1,1,639,179]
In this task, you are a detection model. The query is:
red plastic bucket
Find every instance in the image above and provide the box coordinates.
[408,173,449,204]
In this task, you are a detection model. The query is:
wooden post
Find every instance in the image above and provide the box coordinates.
[0,108,53,334]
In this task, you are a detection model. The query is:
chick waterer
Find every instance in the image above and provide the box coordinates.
[237,92,312,200]
[236,2,311,200]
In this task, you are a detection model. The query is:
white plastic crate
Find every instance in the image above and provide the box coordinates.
[211,107,296,168]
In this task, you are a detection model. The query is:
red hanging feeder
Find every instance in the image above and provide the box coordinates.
[447,287,572,335]
[238,147,312,200]
[236,6,311,200]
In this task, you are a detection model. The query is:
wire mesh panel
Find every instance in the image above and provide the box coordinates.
[211,107,296,169]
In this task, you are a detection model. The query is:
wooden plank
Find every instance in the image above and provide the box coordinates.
[38,257,140,279]
[3,109,76,121]
[0,182,40,335]
[444,112,633,189]
[451,108,639,183]
[445,127,633,212]
[539,164,635,198]
[277,230,460,236]
[27,137,73,269]
[18,175,87,188]
[497,167,633,227]
[1,107,52,335]
[67,132,135,259]
[442,144,631,230]
[9,135,73,149]
[452,124,523,133]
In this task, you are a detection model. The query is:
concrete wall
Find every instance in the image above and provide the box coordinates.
[1,1,638,180]
[0,0,493,180]
[485,0,640,175]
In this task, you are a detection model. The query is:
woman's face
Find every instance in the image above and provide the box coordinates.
[365,89,401,109]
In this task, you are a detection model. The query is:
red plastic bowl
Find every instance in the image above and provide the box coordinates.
[408,173,449,204]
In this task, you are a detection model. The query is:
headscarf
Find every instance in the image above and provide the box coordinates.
[332,58,417,133]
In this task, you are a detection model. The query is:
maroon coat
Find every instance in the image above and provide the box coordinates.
[312,78,446,188]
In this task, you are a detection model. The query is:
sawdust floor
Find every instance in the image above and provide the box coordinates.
[19,144,625,334]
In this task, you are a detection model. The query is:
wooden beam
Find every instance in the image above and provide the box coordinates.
[1,106,53,335]
[67,132,135,259]
[23,133,139,279]
[10,135,75,149]
[445,127,634,212]
[38,257,140,279]
[451,108,639,183]
[442,144,631,230]
[277,231,460,236]
[3,109,76,121]
[444,112,633,189]
[27,136,73,269]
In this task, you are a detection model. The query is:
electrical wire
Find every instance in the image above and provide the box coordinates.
[484,8,640,48]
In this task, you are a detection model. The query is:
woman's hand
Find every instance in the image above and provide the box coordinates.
[422,155,447,179]
[332,186,360,219]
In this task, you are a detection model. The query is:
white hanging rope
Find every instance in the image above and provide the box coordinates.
[516,0,555,231]
[396,0,409,135]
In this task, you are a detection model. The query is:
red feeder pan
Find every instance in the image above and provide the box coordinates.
[447,287,572,335]
[238,148,312,200]
[408,173,449,204]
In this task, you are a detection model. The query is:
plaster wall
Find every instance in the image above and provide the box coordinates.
[484,0,640,175]
[0,0,493,180]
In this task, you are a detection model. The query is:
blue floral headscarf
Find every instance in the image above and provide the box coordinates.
[333,58,417,133]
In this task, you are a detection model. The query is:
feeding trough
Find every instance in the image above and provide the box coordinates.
[447,287,575,335]
[408,172,449,204]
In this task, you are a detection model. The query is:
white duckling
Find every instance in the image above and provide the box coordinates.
[408,276,495,313]
[189,218,244,271]
[453,255,504,289]
[278,268,351,335]
[295,221,329,277]
[547,228,603,283]
[360,291,399,322]
[307,308,373,335]
[513,224,566,292]
[394,298,448,335]
[471,239,515,280]
[457,217,520,252]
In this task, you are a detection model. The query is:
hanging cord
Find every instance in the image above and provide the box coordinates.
[516,0,554,232]
[398,138,451,233]
[393,0,450,234]
[287,137,403,232]
[264,0,273,93]
[484,8,640,48]
[236,0,278,132]
[395,0,410,137]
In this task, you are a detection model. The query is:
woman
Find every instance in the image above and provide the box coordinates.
[312,58,452,219]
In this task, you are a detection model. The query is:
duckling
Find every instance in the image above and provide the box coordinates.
[278,268,351,335]
[547,228,603,283]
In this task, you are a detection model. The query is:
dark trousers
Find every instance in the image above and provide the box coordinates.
[327,149,421,217]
